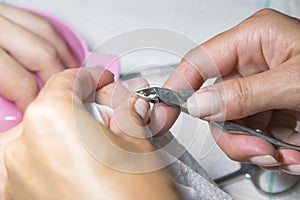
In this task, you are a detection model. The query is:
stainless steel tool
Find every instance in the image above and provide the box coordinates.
[135,87,300,151]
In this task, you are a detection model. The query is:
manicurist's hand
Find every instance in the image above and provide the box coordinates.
[154,9,300,175]
[0,3,77,112]
[0,67,180,200]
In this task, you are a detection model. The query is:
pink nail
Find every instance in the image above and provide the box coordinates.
[187,90,222,118]
[282,165,300,175]
[249,155,281,167]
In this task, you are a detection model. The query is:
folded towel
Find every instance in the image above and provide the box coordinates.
[152,131,232,200]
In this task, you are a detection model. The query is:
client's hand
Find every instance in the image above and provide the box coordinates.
[0,67,180,200]
[0,3,77,112]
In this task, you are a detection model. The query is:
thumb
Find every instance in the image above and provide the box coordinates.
[187,65,300,121]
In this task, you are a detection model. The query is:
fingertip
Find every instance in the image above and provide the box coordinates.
[248,155,281,167]
[164,58,203,91]
[278,149,300,164]
[95,67,115,89]
[278,149,300,175]
[80,67,114,89]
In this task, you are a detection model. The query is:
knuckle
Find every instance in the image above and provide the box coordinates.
[37,17,57,36]
[226,78,253,118]
[0,47,6,57]
[24,98,58,128]
[279,65,300,110]
[45,68,83,94]
[21,75,39,99]
[23,102,69,138]
[0,48,13,65]
[293,70,300,110]
[235,8,278,33]
[39,42,60,63]
[252,8,277,18]
[36,17,70,56]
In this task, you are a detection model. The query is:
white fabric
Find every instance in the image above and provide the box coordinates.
[87,102,232,199]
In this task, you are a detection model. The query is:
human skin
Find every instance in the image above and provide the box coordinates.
[0,67,180,200]
[151,9,300,174]
[0,3,77,112]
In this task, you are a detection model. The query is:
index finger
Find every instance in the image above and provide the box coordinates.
[36,67,114,108]
[165,9,296,91]
[150,35,236,135]
[164,34,236,91]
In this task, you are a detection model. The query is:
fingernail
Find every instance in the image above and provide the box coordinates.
[187,90,222,118]
[249,155,281,167]
[134,98,149,122]
[282,165,300,175]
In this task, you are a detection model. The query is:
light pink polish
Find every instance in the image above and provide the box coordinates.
[282,165,300,175]
[249,155,281,167]
[187,90,222,118]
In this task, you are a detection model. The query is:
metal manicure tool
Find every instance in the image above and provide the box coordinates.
[135,87,300,151]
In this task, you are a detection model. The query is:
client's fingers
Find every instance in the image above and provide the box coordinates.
[95,77,152,152]
[0,3,77,67]
[0,15,65,82]
[24,67,114,137]
[97,77,148,108]
[149,103,180,136]
[40,68,114,104]
[0,48,38,112]
[109,97,151,145]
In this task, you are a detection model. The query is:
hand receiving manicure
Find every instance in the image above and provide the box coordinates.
[1,68,180,199]
[0,3,77,112]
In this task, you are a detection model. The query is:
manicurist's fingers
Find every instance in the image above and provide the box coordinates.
[210,124,280,167]
[278,149,300,175]
[186,58,300,121]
